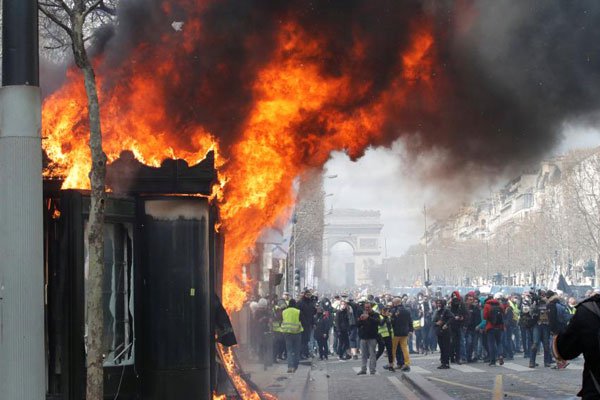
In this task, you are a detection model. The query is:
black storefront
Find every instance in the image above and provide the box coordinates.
[44,151,221,400]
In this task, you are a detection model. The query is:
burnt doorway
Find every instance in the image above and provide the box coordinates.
[140,198,213,400]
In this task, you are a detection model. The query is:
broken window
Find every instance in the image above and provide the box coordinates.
[84,222,135,366]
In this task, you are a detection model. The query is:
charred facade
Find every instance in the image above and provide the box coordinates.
[44,152,221,400]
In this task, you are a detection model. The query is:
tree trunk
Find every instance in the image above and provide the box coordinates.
[68,8,107,398]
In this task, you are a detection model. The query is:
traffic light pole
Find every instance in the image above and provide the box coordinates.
[0,1,45,399]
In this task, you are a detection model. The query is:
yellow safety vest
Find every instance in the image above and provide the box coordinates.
[568,306,576,315]
[509,300,520,322]
[281,308,303,334]
[272,307,284,333]
[378,315,391,338]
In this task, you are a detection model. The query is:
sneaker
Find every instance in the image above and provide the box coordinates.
[544,363,551,368]
[489,361,496,366]
[370,370,376,375]
[383,365,390,370]
[353,355,359,360]
[437,364,450,369]
[287,368,294,373]
[499,357,504,366]
[356,370,367,375]
[389,366,395,372]
[401,366,411,372]
[528,362,535,368]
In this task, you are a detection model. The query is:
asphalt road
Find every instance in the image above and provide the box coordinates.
[306,352,583,400]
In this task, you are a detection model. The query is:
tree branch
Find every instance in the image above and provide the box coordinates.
[39,5,73,36]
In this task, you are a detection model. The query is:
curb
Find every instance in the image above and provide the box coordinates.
[400,372,454,400]
[279,364,311,400]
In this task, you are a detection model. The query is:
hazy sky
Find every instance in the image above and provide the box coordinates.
[323,127,600,259]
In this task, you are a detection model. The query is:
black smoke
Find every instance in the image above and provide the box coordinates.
[45,0,600,172]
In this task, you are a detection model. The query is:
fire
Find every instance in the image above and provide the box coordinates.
[41,11,438,316]
[216,344,274,400]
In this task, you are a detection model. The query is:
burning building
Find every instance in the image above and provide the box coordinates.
[36,0,600,398]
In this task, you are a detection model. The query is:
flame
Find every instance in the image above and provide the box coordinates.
[42,14,437,316]
[217,344,274,400]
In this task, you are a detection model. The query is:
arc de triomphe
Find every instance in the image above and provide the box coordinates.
[322,209,383,286]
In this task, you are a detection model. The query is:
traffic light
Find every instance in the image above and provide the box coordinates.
[294,268,301,291]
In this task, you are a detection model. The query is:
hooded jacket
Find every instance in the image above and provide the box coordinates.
[391,304,413,337]
[483,299,505,332]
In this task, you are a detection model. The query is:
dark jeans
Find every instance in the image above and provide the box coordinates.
[301,327,311,357]
[415,329,424,351]
[284,333,301,369]
[465,329,477,361]
[450,325,462,361]
[316,334,329,359]
[487,328,503,363]
[521,326,531,357]
[337,331,350,358]
[531,324,552,365]
[502,327,514,359]
[376,335,393,364]
[438,333,451,365]
[273,332,286,361]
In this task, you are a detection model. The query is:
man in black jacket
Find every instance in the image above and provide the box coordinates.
[297,290,316,358]
[335,301,351,360]
[433,298,454,369]
[449,290,467,364]
[356,302,381,375]
[554,293,600,399]
[391,297,413,371]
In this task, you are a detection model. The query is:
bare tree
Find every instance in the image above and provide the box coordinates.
[38,1,116,398]
[565,151,600,286]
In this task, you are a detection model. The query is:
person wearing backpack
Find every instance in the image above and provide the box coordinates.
[531,291,554,368]
[554,292,600,399]
[548,290,569,336]
[483,293,505,366]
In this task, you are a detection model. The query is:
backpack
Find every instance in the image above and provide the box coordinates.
[489,304,503,325]
[556,302,572,325]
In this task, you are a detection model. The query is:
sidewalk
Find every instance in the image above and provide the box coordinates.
[243,360,311,400]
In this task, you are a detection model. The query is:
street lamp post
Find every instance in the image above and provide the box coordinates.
[0,1,45,398]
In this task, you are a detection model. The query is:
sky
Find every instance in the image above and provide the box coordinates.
[323,127,600,259]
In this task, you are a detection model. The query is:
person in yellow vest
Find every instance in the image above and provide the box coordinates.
[376,307,395,371]
[272,300,287,362]
[281,298,304,373]
[508,295,522,355]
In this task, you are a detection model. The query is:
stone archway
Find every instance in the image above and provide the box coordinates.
[322,209,383,286]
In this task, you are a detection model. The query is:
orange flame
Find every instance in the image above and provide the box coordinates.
[42,18,437,315]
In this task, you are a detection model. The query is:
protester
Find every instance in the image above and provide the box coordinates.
[483,293,505,366]
[356,302,381,375]
[433,298,454,369]
[281,299,304,373]
[554,292,600,399]
[391,297,413,371]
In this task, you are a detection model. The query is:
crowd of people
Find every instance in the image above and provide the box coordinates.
[246,287,600,376]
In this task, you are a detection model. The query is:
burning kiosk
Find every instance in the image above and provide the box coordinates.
[44,151,221,400]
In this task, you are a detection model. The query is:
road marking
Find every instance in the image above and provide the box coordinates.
[492,374,503,400]
[502,362,535,372]
[352,367,379,375]
[387,376,420,400]
[426,376,537,399]
[449,363,485,373]
[409,365,431,374]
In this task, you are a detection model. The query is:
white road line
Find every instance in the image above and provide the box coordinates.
[387,376,420,400]
[409,365,431,374]
[449,363,485,373]
[501,362,535,372]
[352,366,379,375]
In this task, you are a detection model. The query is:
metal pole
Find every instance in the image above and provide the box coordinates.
[0,1,45,399]
[423,205,430,292]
